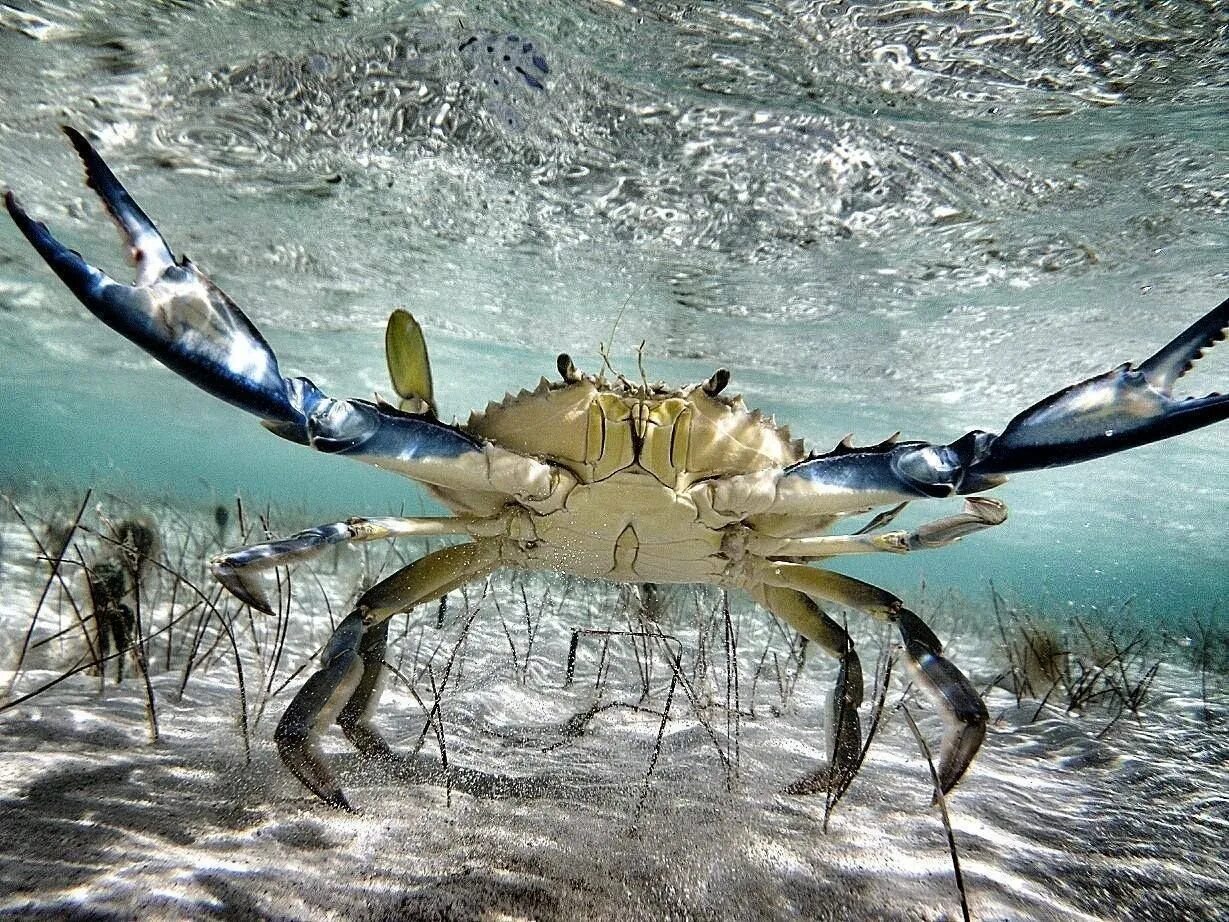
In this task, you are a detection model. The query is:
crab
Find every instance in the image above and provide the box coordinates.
[6,128,1228,811]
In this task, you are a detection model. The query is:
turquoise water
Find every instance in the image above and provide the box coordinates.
[0,0,1226,623]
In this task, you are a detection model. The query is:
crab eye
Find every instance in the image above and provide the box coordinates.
[702,368,730,396]
[557,353,580,383]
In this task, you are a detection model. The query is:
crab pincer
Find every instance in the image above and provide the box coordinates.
[967,296,1229,480]
[4,128,489,475]
[5,128,306,430]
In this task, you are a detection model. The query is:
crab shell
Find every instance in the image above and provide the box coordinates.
[433,370,808,581]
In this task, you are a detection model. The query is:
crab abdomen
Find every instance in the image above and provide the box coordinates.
[455,375,810,583]
[526,471,726,584]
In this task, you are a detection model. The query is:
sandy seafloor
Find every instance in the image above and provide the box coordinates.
[0,509,1225,922]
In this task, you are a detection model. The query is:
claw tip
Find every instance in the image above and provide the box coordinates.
[61,124,88,146]
[61,126,96,168]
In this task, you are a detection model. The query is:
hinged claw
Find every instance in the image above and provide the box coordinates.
[966,296,1229,483]
[6,128,490,488]
[5,127,302,428]
[784,297,1229,502]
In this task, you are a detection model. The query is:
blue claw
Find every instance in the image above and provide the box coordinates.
[63,126,175,287]
[782,298,1228,502]
[6,130,300,427]
[7,129,487,481]
[968,296,1229,482]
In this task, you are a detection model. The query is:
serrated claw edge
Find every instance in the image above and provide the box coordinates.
[1138,295,1229,394]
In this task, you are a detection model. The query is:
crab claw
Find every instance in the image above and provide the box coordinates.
[965,296,1229,485]
[5,127,303,430]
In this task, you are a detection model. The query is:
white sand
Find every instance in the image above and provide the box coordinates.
[1,511,1226,921]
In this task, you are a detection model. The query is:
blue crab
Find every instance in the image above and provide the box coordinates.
[6,128,1228,810]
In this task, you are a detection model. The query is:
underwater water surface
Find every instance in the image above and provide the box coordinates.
[0,2,1227,921]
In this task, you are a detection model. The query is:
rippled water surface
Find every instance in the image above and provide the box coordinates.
[0,2,1226,918]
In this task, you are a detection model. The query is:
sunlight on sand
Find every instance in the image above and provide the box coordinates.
[1,495,1226,921]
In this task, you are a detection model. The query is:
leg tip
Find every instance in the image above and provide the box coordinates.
[321,789,356,812]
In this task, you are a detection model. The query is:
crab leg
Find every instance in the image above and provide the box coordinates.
[4,129,565,507]
[753,585,863,794]
[703,296,1229,518]
[276,539,499,810]
[212,514,499,613]
[754,562,986,795]
[747,497,1006,558]
[385,309,437,417]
